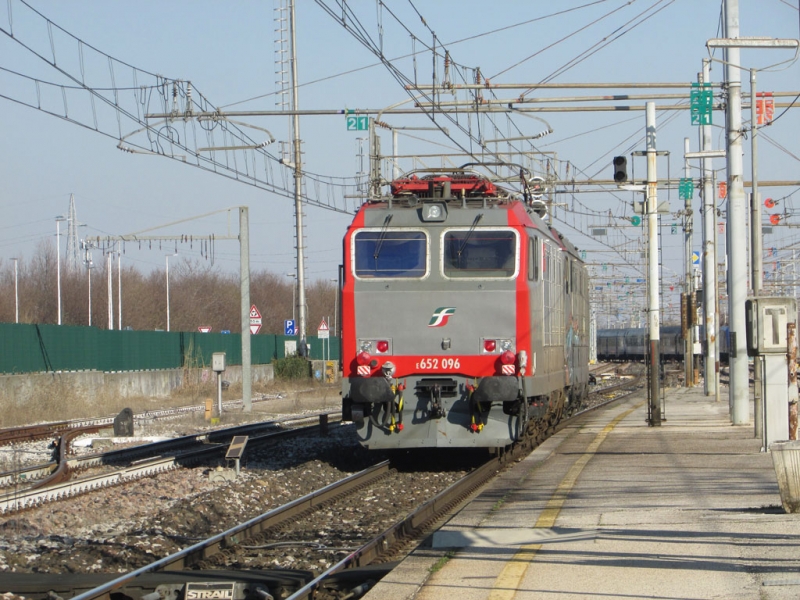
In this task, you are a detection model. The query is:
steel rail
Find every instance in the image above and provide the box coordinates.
[285,456,503,600]
[0,410,339,488]
[69,460,392,600]
[0,418,340,514]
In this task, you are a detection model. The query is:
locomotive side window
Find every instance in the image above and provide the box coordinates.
[543,241,564,346]
[528,237,540,281]
[352,230,427,278]
[442,229,517,278]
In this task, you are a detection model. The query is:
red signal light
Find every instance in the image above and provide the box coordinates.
[765,197,775,209]
[499,350,516,365]
[376,340,389,353]
[770,214,781,226]
[483,340,497,353]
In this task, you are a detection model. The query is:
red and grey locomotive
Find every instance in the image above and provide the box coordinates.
[341,169,590,449]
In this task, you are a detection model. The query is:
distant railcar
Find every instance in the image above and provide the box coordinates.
[596,325,709,362]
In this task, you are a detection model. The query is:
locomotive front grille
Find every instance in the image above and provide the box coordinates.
[414,378,459,398]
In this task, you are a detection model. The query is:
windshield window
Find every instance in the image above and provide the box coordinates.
[353,230,427,278]
[443,229,517,278]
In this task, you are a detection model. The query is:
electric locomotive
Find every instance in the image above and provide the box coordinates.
[341,168,590,449]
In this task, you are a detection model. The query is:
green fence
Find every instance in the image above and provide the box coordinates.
[0,323,340,375]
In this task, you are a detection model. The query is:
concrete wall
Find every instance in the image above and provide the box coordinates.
[0,364,275,403]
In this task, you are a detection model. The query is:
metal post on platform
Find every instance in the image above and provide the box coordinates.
[751,68,764,440]
[704,76,718,400]
[646,102,662,426]
[684,137,694,388]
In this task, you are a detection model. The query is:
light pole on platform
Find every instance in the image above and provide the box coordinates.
[11,258,18,323]
[55,216,67,325]
[166,254,178,332]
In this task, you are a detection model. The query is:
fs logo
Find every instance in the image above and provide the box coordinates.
[428,307,456,327]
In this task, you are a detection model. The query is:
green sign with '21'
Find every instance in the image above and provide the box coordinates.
[346,115,368,131]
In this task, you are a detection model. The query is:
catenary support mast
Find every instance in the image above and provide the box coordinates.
[646,102,661,426]
[724,0,750,425]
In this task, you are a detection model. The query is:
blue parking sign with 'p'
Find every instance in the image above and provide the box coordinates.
[285,320,296,336]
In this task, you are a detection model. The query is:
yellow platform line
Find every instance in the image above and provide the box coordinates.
[488,401,645,600]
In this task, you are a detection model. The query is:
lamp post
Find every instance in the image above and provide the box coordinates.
[117,248,122,330]
[11,258,18,323]
[107,252,113,330]
[286,273,296,321]
[55,216,66,325]
[330,278,338,337]
[685,150,726,404]
[166,254,177,332]
[81,240,95,327]
[87,261,93,326]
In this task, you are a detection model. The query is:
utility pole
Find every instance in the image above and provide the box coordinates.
[723,0,750,425]
[646,102,661,426]
[11,258,18,324]
[684,137,694,387]
[65,194,81,273]
[701,60,720,403]
[705,9,799,422]
[751,67,764,438]
[107,252,113,330]
[56,215,66,325]
[240,206,252,411]
[288,0,308,352]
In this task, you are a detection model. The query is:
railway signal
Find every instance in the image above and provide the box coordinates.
[612,156,628,183]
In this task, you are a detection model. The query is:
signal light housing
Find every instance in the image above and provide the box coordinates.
[613,156,628,183]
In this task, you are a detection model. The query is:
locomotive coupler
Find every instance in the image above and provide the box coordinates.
[429,384,446,419]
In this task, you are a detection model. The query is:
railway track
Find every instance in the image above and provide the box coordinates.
[0,411,338,514]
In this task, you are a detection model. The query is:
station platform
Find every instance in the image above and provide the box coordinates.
[365,385,800,600]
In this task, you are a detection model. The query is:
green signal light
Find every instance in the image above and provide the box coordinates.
[631,216,641,226]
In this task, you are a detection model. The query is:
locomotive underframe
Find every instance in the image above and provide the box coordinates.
[344,373,582,449]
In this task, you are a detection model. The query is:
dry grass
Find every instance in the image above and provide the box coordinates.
[0,375,340,429]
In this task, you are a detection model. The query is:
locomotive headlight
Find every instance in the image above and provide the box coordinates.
[421,202,447,222]
[382,361,396,378]
[500,339,513,351]
[518,350,528,376]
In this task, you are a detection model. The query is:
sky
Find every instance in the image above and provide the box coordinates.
[2,0,800,326]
